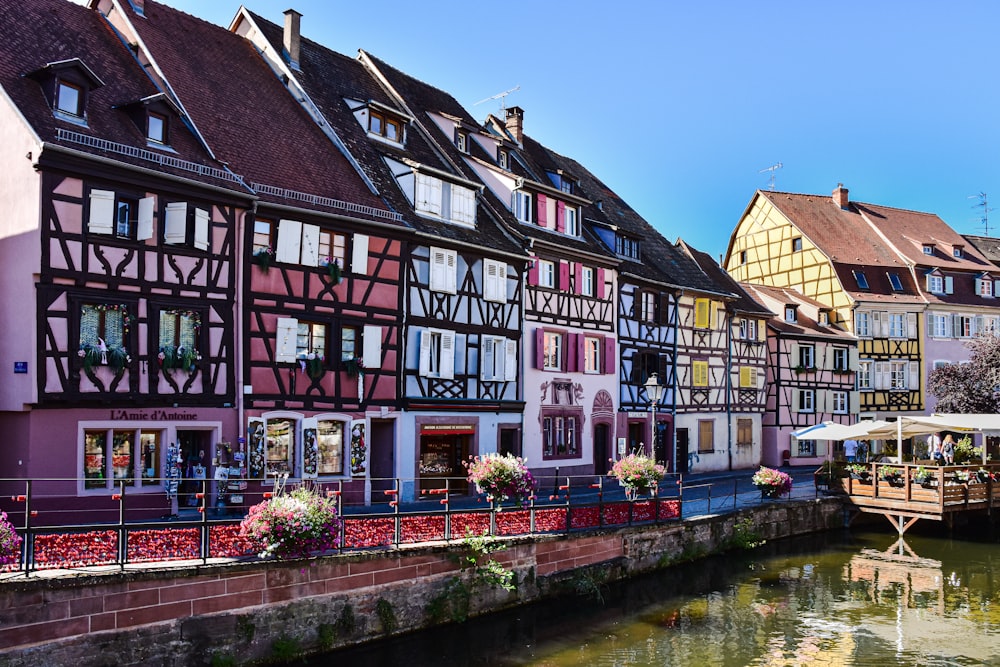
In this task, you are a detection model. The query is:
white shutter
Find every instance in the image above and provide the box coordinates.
[906,312,917,339]
[362,325,381,370]
[504,338,517,381]
[88,189,115,235]
[874,361,887,390]
[275,219,302,264]
[879,311,889,337]
[352,233,369,275]
[193,208,210,251]
[848,347,859,371]
[445,251,457,294]
[300,223,320,267]
[450,185,475,225]
[908,360,920,390]
[439,331,455,379]
[791,390,800,413]
[430,248,447,292]
[791,343,800,367]
[137,196,155,241]
[416,173,442,216]
[480,336,495,381]
[301,417,318,479]
[275,317,298,363]
[484,259,506,303]
[994,280,1000,297]
[975,315,984,336]
[953,315,961,338]
[418,328,432,376]
[849,391,860,414]
[945,276,954,294]
[816,390,828,414]
[164,202,187,245]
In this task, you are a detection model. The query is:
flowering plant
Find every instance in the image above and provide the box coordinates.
[464,453,536,507]
[344,355,365,378]
[609,453,666,492]
[320,257,342,283]
[911,465,934,485]
[159,345,201,374]
[953,469,971,484]
[878,466,903,484]
[752,466,793,496]
[298,350,326,380]
[252,246,275,271]
[0,510,22,566]
[845,463,870,478]
[238,482,340,559]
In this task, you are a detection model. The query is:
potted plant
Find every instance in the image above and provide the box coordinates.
[878,466,904,486]
[911,465,934,486]
[0,510,22,567]
[609,453,667,500]
[252,246,275,272]
[238,481,341,560]
[752,466,793,499]
[344,355,365,378]
[298,351,325,380]
[464,452,536,508]
[953,469,972,484]
[976,467,992,484]
[846,463,870,481]
[321,257,342,283]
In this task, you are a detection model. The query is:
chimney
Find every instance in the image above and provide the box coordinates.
[283,9,302,70]
[832,183,849,209]
[505,106,524,144]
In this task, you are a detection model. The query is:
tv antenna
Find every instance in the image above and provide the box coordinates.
[759,162,782,191]
[474,85,520,111]
[968,192,994,236]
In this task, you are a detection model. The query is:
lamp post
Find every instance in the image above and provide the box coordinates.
[644,373,665,464]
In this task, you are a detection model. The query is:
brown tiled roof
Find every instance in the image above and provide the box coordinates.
[122,1,395,220]
[0,0,238,191]
[963,234,1000,268]
[741,283,855,340]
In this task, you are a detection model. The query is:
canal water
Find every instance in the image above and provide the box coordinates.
[311,529,1000,666]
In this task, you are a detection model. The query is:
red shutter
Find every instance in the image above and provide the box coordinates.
[575,263,583,295]
[559,261,570,291]
[596,268,606,299]
[604,336,616,374]
[534,328,545,369]
[536,193,547,226]
[528,258,539,285]
[555,200,565,233]
[567,333,578,372]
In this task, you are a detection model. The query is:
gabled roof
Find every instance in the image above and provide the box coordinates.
[0,0,236,190]
[963,234,1000,269]
[679,241,769,313]
[741,283,856,340]
[117,1,395,220]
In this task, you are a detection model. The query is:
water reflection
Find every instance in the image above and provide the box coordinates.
[314,531,1000,666]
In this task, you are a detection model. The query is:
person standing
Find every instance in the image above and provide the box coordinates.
[941,433,956,465]
[844,438,859,463]
[928,432,942,462]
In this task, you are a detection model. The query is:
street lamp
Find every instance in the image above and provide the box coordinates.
[644,373,665,463]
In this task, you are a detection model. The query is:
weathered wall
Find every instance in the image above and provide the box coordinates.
[0,498,842,666]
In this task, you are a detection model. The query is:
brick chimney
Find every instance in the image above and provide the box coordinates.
[283,9,302,70]
[505,106,524,144]
[832,183,849,209]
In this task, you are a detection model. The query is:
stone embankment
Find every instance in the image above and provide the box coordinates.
[0,497,842,666]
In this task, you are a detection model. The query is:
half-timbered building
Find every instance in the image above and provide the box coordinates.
[104,1,410,503]
[742,284,858,467]
[236,13,527,499]
[726,185,926,421]
[0,0,251,504]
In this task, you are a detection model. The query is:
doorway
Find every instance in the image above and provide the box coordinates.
[418,434,469,497]
[627,422,644,456]
[499,428,520,458]
[176,430,208,509]
[369,420,395,495]
[593,424,610,476]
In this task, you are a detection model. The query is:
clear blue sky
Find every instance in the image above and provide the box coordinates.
[139,1,1000,259]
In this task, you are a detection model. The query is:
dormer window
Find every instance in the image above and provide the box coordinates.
[927,273,944,293]
[56,81,84,117]
[27,58,104,126]
[564,205,579,237]
[977,274,994,297]
[512,190,532,223]
[147,111,167,144]
[117,93,179,149]
[369,109,402,141]
[853,270,869,290]
[818,311,830,326]
[615,234,640,260]
[887,272,904,292]
[954,245,964,258]
[498,150,508,170]
[560,179,573,195]
[456,131,468,153]
[922,244,935,255]
[785,306,797,323]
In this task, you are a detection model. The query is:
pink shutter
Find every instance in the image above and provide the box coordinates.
[559,261,570,291]
[528,258,539,285]
[566,333,578,372]
[534,328,545,369]
[575,263,583,294]
[556,200,565,233]
[604,336,616,374]
[596,268,606,299]
[536,193,547,226]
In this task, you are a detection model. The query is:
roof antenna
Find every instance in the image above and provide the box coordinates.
[968,192,994,236]
[759,162,782,191]
[474,85,520,112]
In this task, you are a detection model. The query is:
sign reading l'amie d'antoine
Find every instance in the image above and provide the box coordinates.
[109,410,199,421]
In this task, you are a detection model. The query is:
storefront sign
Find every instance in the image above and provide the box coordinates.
[627,412,649,418]
[109,409,199,421]
[420,424,476,435]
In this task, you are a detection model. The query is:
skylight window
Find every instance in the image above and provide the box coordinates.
[853,270,869,290]
[887,273,904,291]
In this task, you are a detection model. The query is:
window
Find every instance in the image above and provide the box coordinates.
[785,306,797,323]
[560,178,573,195]
[158,309,200,365]
[84,428,162,491]
[694,298,711,329]
[833,347,849,371]
[296,321,327,361]
[932,314,950,338]
[640,291,657,322]
[922,244,934,255]
[832,390,848,414]
[538,260,555,288]
[739,250,747,265]
[481,336,516,381]
[954,246,964,258]
[266,417,294,476]
[317,230,346,269]
[583,337,601,374]
[797,439,816,457]
[340,325,358,362]
[739,318,757,340]
[456,132,467,153]
[888,313,906,338]
[369,109,402,141]
[739,366,757,388]
[698,420,714,454]
[79,303,128,364]
[799,345,815,369]
[615,234,640,259]
[798,389,815,413]
[316,420,345,475]
[498,150,508,169]
[163,201,210,250]
[692,360,709,387]
[855,311,870,337]
[252,219,272,255]
[581,266,595,297]
[737,418,753,446]
[543,331,563,371]
[483,259,507,303]
[792,237,803,252]
[147,111,167,144]
[512,190,532,223]
[88,190,154,241]
[979,277,994,297]
[56,81,84,117]
[632,351,665,386]
[543,416,579,458]
[953,314,976,338]
[818,311,830,326]
[564,206,579,236]
[889,361,907,390]
[887,273,904,291]
[853,270,869,290]
[928,274,943,293]
[430,247,458,294]
[857,360,872,390]
[419,328,455,379]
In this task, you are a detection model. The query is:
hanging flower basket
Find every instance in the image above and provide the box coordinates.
[252,247,275,272]
[321,257,342,283]
[752,466,793,498]
[344,356,365,378]
[238,482,340,560]
[158,345,201,374]
[464,453,536,509]
[609,453,665,499]
[299,352,326,380]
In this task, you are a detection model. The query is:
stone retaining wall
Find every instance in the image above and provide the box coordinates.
[0,498,842,666]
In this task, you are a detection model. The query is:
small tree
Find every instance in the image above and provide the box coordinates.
[927,332,1000,413]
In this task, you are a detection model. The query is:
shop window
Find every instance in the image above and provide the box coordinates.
[797,439,816,456]
[83,428,162,491]
[266,417,294,476]
[316,420,345,475]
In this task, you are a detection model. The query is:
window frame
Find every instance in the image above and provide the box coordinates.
[583,336,601,374]
[831,390,848,414]
[55,80,85,119]
[697,420,714,454]
[147,111,168,145]
[887,272,904,292]
[791,237,803,252]
[855,311,871,337]
[512,190,533,223]
[538,260,556,289]
[799,344,815,369]
[857,360,873,390]
[833,347,849,371]
[543,331,563,371]
[429,246,458,294]
[798,389,815,413]
[692,360,709,387]
[83,427,165,492]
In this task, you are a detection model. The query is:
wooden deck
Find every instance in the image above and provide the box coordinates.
[832,463,1000,534]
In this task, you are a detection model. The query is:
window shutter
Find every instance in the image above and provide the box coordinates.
[975,315,984,335]
[758,320,767,342]
[555,200,565,233]
[874,361,887,390]
[137,196,155,241]
[88,189,115,235]
[484,260,506,302]
[604,336,616,375]
[536,193,547,226]
[906,312,917,339]
[352,233,369,275]
[596,268,606,300]
[995,279,1000,296]
[480,336,495,381]
[445,251,457,294]
[164,202,187,245]
[574,263,583,295]
[792,390,800,412]
[528,257,539,286]
[419,329,432,376]
[848,347,859,371]
[739,366,752,388]
[945,276,954,294]
[534,328,545,369]
[416,173,442,216]
[247,417,266,478]
[559,261,570,291]
[849,391,860,414]
[952,315,961,338]
[275,219,301,263]
[275,317,298,363]
[880,311,890,337]
[430,248,446,291]
[908,361,920,390]
[816,390,828,414]
[301,417,319,478]
[791,343,799,367]
[362,325,381,370]
[440,331,455,379]
[504,339,517,381]
[193,208,210,251]
[566,333,579,372]
[300,223,320,267]
[450,186,475,225]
